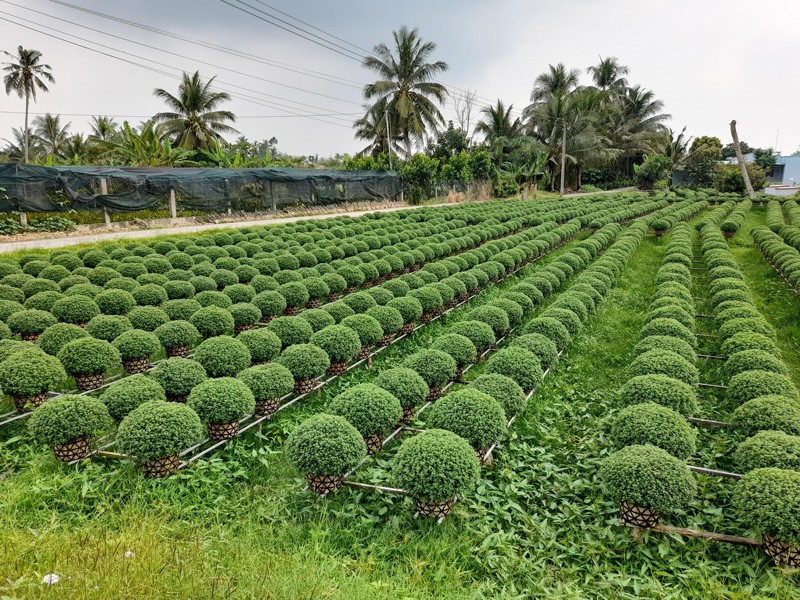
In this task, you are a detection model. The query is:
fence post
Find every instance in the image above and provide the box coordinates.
[99,178,111,228]
[224,178,232,215]
[19,211,27,227]
[169,188,177,219]
[270,181,276,211]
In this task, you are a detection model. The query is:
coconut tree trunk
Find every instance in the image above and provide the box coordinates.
[404,132,412,160]
[559,125,567,196]
[730,120,755,199]
[23,91,30,164]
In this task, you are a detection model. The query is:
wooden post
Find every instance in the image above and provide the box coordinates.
[169,188,177,219]
[100,178,111,227]
[730,120,756,199]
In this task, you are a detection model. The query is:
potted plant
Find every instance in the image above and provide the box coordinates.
[100,373,166,423]
[408,286,444,323]
[321,272,347,302]
[187,377,255,440]
[510,333,559,371]
[302,277,330,309]
[266,316,314,348]
[366,305,404,346]
[275,344,330,394]
[252,290,287,323]
[619,374,699,417]
[651,218,671,238]
[279,281,309,316]
[37,322,90,356]
[150,357,208,403]
[732,395,800,437]
[431,334,477,380]
[7,309,58,342]
[237,363,295,416]
[285,413,366,494]
[228,302,263,334]
[485,347,543,391]
[193,336,252,378]
[0,347,67,412]
[386,296,423,335]
[85,315,133,342]
[374,367,429,425]
[450,320,496,355]
[236,328,281,365]
[126,306,170,332]
[734,467,800,567]
[112,329,161,373]
[392,428,480,518]
[162,298,202,322]
[322,300,355,324]
[402,349,457,401]
[57,337,121,390]
[340,314,384,360]
[470,374,526,420]
[51,295,100,327]
[328,383,402,454]
[467,305,510,338]
[299,308,335,333]
[426,388,506,465]
[28,394,113,461]
[311,324,361,375]
[190,305,236,339]
[600,444,697,528]
[117,400,205,477]
[608,403,697,459]
[727,370,799,406]
[153,320,200,358]
[94,289,136,315]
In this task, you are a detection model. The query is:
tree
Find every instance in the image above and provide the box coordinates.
[353,98,398,157]
[107,121,198,167]
[2,46,55,163]
[634,153,671,189]
[722,140,752,159]
[475,100,523,144]
[430,122,469,158]
[753,147,776,170]
[730,120,755,199]
[88,116,119,143]
[361,26,448,158]
[663,127,691,187]
[587,56,629,92]
[453,88,477,141]
[683,136,722,188]
[153,71,238,151]
[32,113,71,157]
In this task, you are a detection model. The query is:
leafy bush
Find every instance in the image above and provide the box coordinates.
[94,289,136,316]
[252,290,286,318]
[285,414,366,476]
[373,367,429,409]
[511,333,560,370]
[190,305,235,338]
[467,305,510,337]
[734,468,800,545]
[485,347,543,391]
[541,307,582,336]
[100,374,166,422]
[727,370,799,405]
[523,317,571,351]
[386,296,423,324]
[161,299,201,322]
[426,388,505,449]
[85,315,132,342]
[719,331,779,357]
[634,335,696,363]
[195,290,233,309]
[402,349,457,388]
[732,396,800,437]
[640,318,695,346]
[322,300,355,323]
[279,281,310,308]
[609,402,696,459]
[619,374,698,416]
[228,303,262,327]
[328,383,402,437]
[236,328,281,363]
[154,320,200,350]
[392,428,480,501]
[57,337,120,376]
[193,336,251,378]
[275,344,330,381]
[132,284,168,306]
[734,431,800,473]
[470,374,526,418]
[718,317,775,342]
[627,349,699,385]
[51,295,100,324]
[725,349,789,378]
[341,291,377,314]
[112,329,160,362]
[341,314,383,347]
[37,322,89,355]
[311,325,361,363]
[24,291,63,312]
[237,363,294,401]
[430,333,477,368]
[150,357,208,398]
[126,306,170,332]
[117,400,204,461]
[223,283,256,305]
[449,320,496,354]
[7,309,57,337]
[0,347,66,398]
[365,305,404,336]
[266,316,314,348]
[28,394,113,446]
[600,444,696,513]
[187,377,255,423]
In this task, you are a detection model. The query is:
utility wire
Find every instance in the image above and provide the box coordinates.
[0,110,361,119]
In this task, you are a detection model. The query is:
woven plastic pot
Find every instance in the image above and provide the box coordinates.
[364,432,383,455]
[420,313,434,324]
[260,315,275,324]
[355,345,372,361]
[52,437,92,462]
[234,324,253,334]
[763,535,800,568]
[12,392,48,413]
[400,405,416,425]
[306,299,322,309]
[377,333,394,347]
[74,372,105,391]
[654,229,667,238]
[284,306,301,316]
[167,394,187,404]
[415,497,455,519]
[307,472,343,494]
[293,378,317,395]
[477,447,494,467]
[142,454,180,478]
[426,385,442,403]
[619,501,660,528]
[166,344,190,358]
[21,333,40,342]
[400,322,415,335]
[724,230,735,239]
[326,292,340,302]
[207,420,239,441]
[122,358,150,374]
[254,397,280,416]
[326,361,349,376]
[344,286,357,295]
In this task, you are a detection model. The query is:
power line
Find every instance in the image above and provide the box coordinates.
[0,110,361,119]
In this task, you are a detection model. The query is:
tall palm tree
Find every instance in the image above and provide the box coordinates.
[152,71,238,151]
[475,100,523,144]
[88,116,119,143]
[663,127,690,187]
[362,26,448,158]
[587,56,629,92]
[528,63,580,104]
[2,46,55,163]
[353,98,399,157]
[32,113,71,157]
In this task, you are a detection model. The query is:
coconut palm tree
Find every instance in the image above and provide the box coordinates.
[529,63,580,104]
[152,71,238,151]
[475,100,523,144]
[32,113,71,157]
[362,26,448,158]
[353,98,399,157]
[2,46,55,163]
[663,127,690,187]
[587,57,629,92]
[88,116,120,143]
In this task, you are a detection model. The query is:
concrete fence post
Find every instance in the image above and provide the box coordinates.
[100,178,111,227]
[169,188,177,219]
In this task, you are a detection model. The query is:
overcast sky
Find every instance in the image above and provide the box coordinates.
[1,0,799,158]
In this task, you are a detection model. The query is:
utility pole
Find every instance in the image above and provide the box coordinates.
[559,123,567,196]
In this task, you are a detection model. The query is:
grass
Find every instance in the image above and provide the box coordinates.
[1,216,799,598]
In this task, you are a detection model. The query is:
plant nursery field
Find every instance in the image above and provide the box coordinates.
[0,192,799,599]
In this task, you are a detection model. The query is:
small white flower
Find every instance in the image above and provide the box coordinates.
[43,573,60,585]
[124,551,135,559]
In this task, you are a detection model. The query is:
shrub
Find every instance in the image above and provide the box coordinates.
[311,325,361,363]
[485,347,543,391]
[341,291,377,314]
[101,374,166,422]
[323,300,356,323]
[132,284,168,306]
[725,349,789,378]
[150,357,207,398]
[278,281,310,309]
[195,290,233,309]
[467,305,509,337]
[619,374,698,416]
[285,414,366,476]
[162,299,201,322]
[112,329,160,362]
[252,290,286,319]
[328,383,402,437]
[303,277,330,301]
[727,370,799,405]
[600,444,696,513]
[511,333,560,370]
[51,295,100,325]
[187,377,255,424]
[298,308,334,332]
[735,431,800,473]
[85,315,132,342]
[386,296,423,324]
[373,367,429,409]
[275,344,330,381]
[734,468,800,545]
[634,335,696,363]
[117,400,204,460]
[190,305,235,338]
[627,349,699,385]
[57,337,120,376]
[718,317,775,341]
[523,317,571,351]
[237,363,294,401]
[28,394,112,446]
[24,291,63,312]
[94,289,136,315]
[426,387,505,450]
[162,280,195,301]
[38,322,90,356]
[541,307,582,336]
[228,303,262,328]
[0,347,66,399]
[236,328,281,363]
[125,306,168,332]
[732,395,800,437]
[0,284,24,304]
[640,318,695,346]
[609,402,696,459]
[720,331,779,357]
[193,336,251,378]
[392,429,480,501]
[7,309,57,337]
[402,349,457,388]
[365,305,404,336]
[341,314,383,347]
[266,316,314,348]
[223,283,256,305]
[430,333,477,368]
[470,373,526,418]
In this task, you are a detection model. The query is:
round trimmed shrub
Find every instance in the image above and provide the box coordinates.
[252,290,286,319]
[727,370,799,405]
[328,383,402,437]
[640,318,695,346]
[22,279,60,299]
[341,291,377,314]
[0,284,24,304]
[619,374,698,416]
[187,377,255,424]
[57,337,120,377]
[236,328,281,363]
[466,305,509,337]
[523,317,571,351]
[298,308,335,332]
[449,320,496,354]
[311,325,361,363]
[470,373,526,418]
[373,367,428,409]
[150,357,207,398]
[365,305,403,336]
[117,400,204,463]
[237,363,294,402]
[190,305,235,338]
[113,329,160,362]
[85,315,132,342]
[193,336,251,378]
[162,299,201,322]
[228,303,262,328]
[285,414,366,476]
[402,349,457,389]
[511,333,559,370]
[95,289,136,315]
[195,290,233,309]
[392,429,480,502]
[101,374,166,422]
[38,323,89,356]
[126,306,169,332]
[0,347,66,400]
[725,349,789,378]
[485,346,543,391]
[322,300,355,324]
[718,317,775,341]
[600,444,696,514]
[541,307,582,336]
[430,333,477,368]
[386,296,423,324]
[275,344,330,381]
[7,309,57,338]
[51,295,100,325]
[732,396,800,437]
[720,332,779,357]
[189,275,218,294]
[426,388,505,449]
[266,316,314,348]
[162,280,195,300]
[609,402,697,459]
[634,335,696,364]
[628,349,699,385]
[735,431,800,473]
[278,282,309,309]
[28,394,112,446]
[341,314,383,348]
[24,291,63,312]
[733,468,800,546]
[154,320,200,351]
[0,301,24,324]
[132,284,168,307]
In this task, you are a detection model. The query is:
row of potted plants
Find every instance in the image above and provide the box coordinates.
[752,225,800,294]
